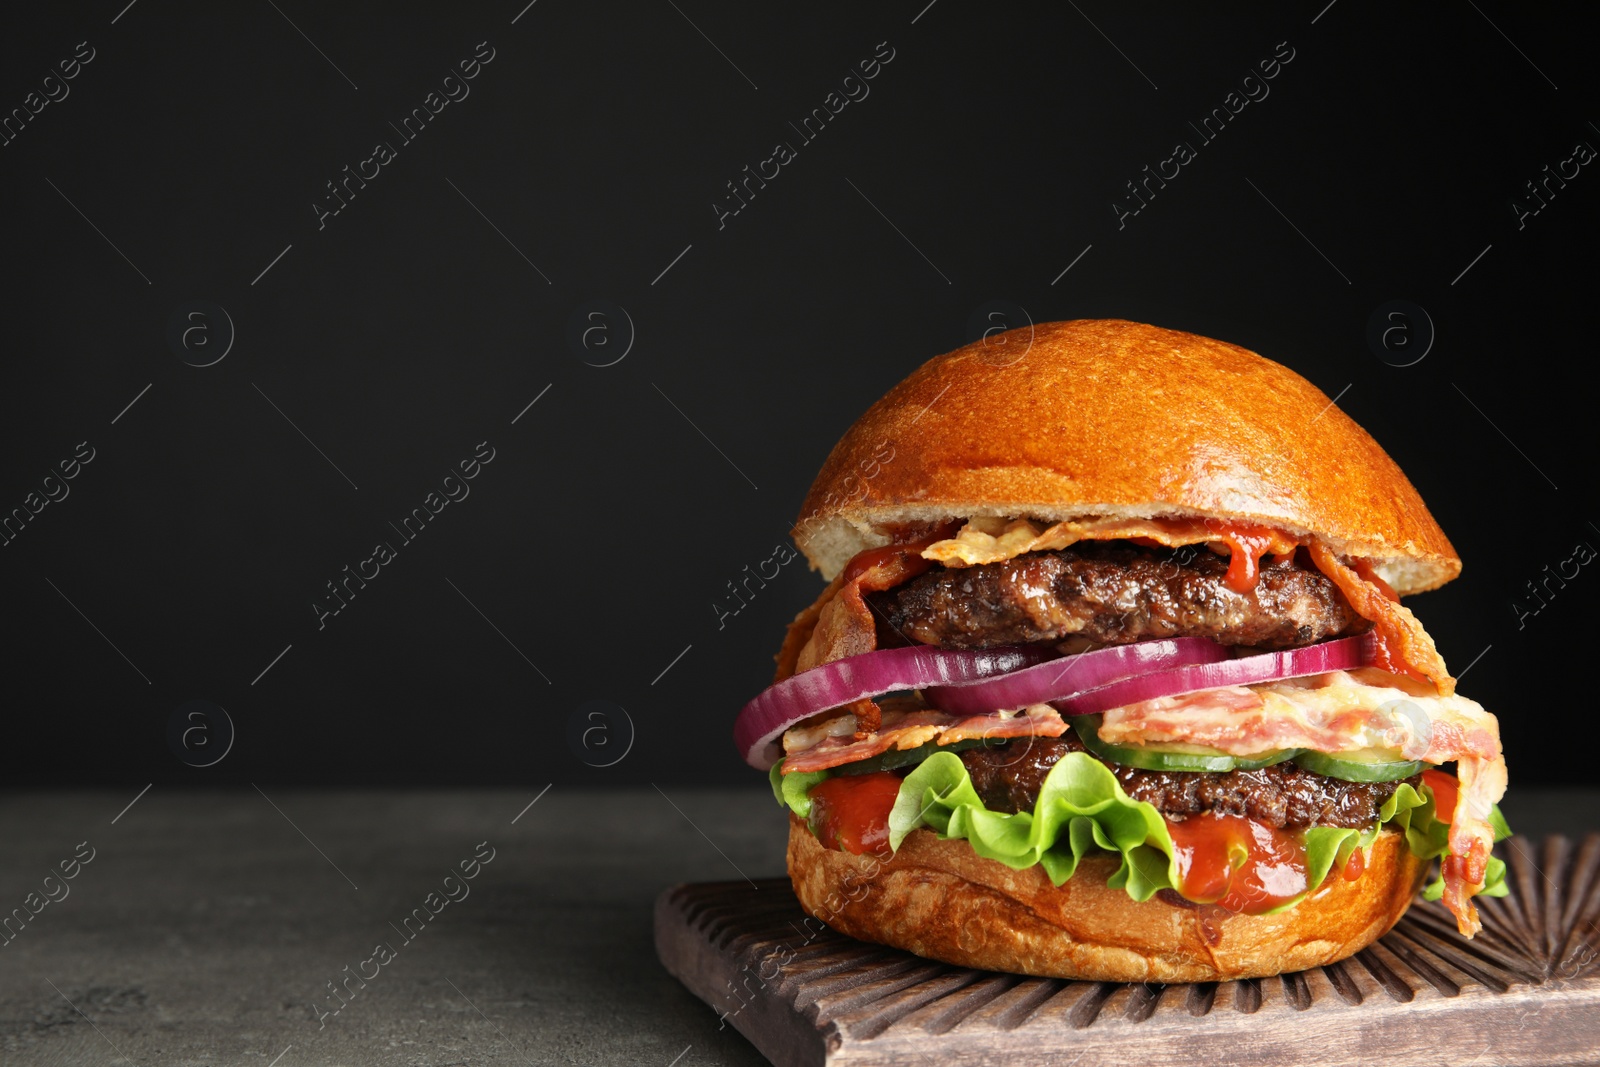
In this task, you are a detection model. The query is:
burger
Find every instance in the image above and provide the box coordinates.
[733,319,1510,983]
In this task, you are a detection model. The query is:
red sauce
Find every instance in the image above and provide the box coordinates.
[1166,813,1311,914]
[841,543,928,586]
[1343,845,1367,880]
[1423,768,1459,822]
[807,772,901,856]
[1213,523,1281,594]
[838,527,958,587]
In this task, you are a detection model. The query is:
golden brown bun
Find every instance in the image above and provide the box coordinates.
[794,319,1458,595]
[788,815,1426,982]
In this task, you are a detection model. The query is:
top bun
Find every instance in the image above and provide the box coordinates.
[795,319,1458,595]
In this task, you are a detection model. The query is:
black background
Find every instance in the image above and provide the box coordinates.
[0,1,1593,788]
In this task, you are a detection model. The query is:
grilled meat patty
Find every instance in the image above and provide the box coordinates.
[868,541,1366,650]
[958,734,1413,829]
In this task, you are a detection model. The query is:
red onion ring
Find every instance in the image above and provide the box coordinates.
[1054,633,1376,717]
[925,637,1231,716]
[734,644,1055,770]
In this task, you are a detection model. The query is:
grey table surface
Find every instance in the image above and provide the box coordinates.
[0,786,1593,1067]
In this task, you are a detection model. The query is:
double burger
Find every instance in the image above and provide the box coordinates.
[734,319,1509,982]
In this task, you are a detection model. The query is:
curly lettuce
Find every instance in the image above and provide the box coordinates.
[773,751,1508,910]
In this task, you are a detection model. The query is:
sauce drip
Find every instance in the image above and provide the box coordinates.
[839,525,960,587]
[1343,845,1367,881]
[1213,524,1281,594]
[1166,813,1312,914]
[1423,767,1459,822]
[807,772,901,857]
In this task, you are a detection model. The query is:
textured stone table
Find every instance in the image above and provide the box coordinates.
[0,787,1591,1066]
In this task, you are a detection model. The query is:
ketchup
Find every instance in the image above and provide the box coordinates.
[1213,524,1281,594]
[838,527,958,587]
[1343,845,1367,881]
[807,772,902,857]
[1423,768,1459,822]
[1166,813,1312,914]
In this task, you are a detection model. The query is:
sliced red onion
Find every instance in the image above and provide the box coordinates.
[735,644,1055,770]
[925,637,1231,716]
[1054,633,1375,717]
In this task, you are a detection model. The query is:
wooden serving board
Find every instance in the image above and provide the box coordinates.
[655,834,1600,1067]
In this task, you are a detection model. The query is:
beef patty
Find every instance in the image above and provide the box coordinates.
[869,541,1365,650]
[958,735,1413,830]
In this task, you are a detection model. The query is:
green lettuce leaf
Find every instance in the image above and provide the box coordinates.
[770,760,828,819]
[774,751,1510,909]
[889,750,1179,898]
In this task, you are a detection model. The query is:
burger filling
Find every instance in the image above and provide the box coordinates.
[757,518,1511,937]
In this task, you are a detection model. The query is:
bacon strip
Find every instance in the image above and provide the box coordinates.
[1095,670,1436,754]
[935,704,1068,745]
[792,550,923,675]
[776,538,945,734]
[782,708,956,774]
[923,515,1297,568]
[1426,712,1508,937]
[781,703,1066,775]
[774,573,845,683]
[1307,541,1454,696]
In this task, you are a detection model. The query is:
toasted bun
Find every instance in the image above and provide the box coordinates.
[788,815,1426,982]
[794,319,1458,595]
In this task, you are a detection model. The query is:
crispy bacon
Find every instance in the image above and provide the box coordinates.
[1098,668,1507,936]
[1307,541,1454,696]
[782,707,955,774]
[1433,715,1507,937]
[774,573,845,682]
[781,703,1066,775]
[776,537,947,735]
[1095,671,1425,755]
[937,704,1068,745]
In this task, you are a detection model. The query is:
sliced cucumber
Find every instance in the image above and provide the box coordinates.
[1071,716,1297,773]
[1224,748,1303,772]
[1294,748,1423,783]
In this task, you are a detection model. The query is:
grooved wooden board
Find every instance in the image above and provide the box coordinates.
[655,834,1600,1067]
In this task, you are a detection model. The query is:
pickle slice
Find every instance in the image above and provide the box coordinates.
[1294,748,1424,782]
[1071,716,1297,773]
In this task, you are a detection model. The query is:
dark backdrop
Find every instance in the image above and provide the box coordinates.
[1,1,1593,788]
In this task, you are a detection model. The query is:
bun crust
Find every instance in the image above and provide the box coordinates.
[795,319,1458,595]
[787,816,1426,982]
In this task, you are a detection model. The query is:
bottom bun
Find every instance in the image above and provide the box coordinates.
[787,815,1426,982]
